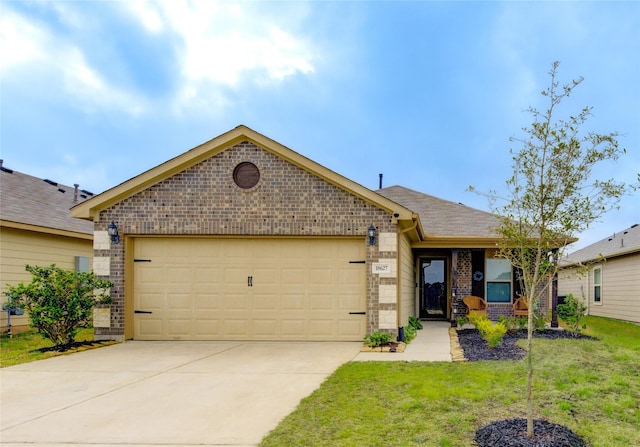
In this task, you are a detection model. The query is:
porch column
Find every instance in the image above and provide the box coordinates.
[451,249,458,327]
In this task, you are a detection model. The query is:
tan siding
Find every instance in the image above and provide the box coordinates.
[590,254,640,323]
[0,227,93,331]
[398,233,416,328]
[562,254,640,324]
[558,267,588,302]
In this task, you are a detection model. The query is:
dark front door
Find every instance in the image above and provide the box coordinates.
[420,258,448,319]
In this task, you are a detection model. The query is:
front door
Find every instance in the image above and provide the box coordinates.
[420,258,448,319]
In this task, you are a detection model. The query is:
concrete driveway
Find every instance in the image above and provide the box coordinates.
[0,340,361,447]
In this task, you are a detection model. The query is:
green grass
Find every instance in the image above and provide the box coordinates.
[0,328,116,367]
[260,316,640,447]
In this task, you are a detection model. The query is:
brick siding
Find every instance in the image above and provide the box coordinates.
[95,141,397,338]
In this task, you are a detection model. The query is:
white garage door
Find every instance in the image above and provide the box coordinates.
[133,237,367,341]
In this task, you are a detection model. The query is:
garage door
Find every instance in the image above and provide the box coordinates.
[133,238,367,341]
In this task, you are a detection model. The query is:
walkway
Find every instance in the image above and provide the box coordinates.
[353,321,453,362]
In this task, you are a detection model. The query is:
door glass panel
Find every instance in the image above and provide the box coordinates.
[421,259,447,319]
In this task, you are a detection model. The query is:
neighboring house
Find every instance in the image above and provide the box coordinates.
[0,161,94,333]
[559,224,640,324]
[71,126,554,342]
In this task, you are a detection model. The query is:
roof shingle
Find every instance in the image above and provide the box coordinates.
[1,166,94,235]
[377,185,501,239]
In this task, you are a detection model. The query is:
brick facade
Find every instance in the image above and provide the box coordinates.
[95,141,397,339]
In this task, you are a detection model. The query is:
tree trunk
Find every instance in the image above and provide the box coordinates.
[526,293,534,437]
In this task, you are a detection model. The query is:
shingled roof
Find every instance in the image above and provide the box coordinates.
[562,224,640,265]
[0,163,94,236]
[377,185,501,240]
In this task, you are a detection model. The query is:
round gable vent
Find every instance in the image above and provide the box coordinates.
[233,162,260,189]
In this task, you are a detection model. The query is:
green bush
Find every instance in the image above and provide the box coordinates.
[404,325,417,343]
[364,331,392,348]
[468,312,507,348]
[557,293,588,335]
[4,264,112,348]
[408,316,423,330]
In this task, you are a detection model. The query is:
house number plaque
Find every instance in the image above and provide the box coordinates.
[372,262,391,274]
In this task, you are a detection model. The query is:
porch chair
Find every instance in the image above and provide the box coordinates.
[462,295,488,316]
[513,297,529,317]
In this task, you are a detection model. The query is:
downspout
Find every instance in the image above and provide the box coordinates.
[396,218,419,334]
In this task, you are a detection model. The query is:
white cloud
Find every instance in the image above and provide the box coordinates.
[1,4,146,116]
[0,8,46,70]
[121,0,317,113]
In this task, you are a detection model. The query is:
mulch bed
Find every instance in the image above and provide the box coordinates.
[456,329,596,361]
[458,329,593,446]
[475,418,586,447]
[35,339,116,353]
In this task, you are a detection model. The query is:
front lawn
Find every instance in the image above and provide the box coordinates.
[259,316,640,447]
[0,328,116,367]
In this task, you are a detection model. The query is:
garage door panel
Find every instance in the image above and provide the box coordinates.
[279,294,305,311]
[281,268,306,285]
[194,293,222,310]
[309,268,333,286]
[137,318,163,339]
[309,294,334,311]
[338,320,364,337]
[309,320,334,338]
[167,319,192,338]
[134,237,366,341]
[194,319,222,337]
[254,294,279,311]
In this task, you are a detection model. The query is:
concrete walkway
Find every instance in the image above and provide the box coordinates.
[353,321,453,362]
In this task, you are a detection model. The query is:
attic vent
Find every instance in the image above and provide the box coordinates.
[80,194,87,199]
[44,179,58,186]
[81,189,94,196]
[233,162,260,189]
[57,188,65,193]
[631,224,639,229]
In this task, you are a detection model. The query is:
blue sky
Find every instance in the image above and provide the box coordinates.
[1,0,639,251]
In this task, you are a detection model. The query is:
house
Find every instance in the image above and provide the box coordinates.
[0,161,94,333]
[71,126,554,342]
[559,224,640,324]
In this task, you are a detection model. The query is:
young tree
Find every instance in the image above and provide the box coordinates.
[4,264,112,349]
[488,61,636,437]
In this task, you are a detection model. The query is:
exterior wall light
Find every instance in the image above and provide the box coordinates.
[107,221,120,244]
[368,224,377,246]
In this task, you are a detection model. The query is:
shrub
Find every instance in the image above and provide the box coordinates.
[456,316,469,327]
[404,325,417,343]
[4,264,112,348]
[468,312,507,348]
[408,316,423,330]
[364,331,392,348]
[557,293,588,335]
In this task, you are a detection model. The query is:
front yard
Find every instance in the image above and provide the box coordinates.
[0,328,116,367]
[259,316,640,447]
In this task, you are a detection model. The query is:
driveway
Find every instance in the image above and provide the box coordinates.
[0,340,361,447]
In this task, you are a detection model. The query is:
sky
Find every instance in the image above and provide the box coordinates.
[1,0,639,252]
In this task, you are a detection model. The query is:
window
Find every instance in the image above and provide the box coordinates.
[486,258,512,303]
[593,267,602,304]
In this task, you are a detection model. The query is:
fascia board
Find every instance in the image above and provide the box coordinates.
[1,220,93,240]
